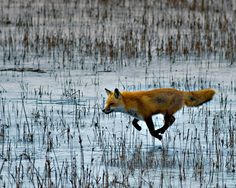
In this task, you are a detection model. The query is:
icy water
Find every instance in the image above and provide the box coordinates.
[0,0,236,187]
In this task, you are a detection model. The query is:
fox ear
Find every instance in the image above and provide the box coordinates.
[114,88,121,99]
[105,88,112,96]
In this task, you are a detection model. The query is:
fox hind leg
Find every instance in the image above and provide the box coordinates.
[169,115,175,125]
[156,114,175,134]
[157,96,182,134]
[132,118,142,131]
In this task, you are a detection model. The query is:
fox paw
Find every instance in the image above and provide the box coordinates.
[156,134,162,140]
[135,126,142,131]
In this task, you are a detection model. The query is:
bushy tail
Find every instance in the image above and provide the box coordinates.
[183,89,215,107]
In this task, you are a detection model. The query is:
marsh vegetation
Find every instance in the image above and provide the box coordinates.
[0,0,236,187]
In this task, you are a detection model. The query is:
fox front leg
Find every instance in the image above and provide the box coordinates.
[132,118,142,131]
[145,117,162,140]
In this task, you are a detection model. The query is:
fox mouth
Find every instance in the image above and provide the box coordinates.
[102,109,113,114]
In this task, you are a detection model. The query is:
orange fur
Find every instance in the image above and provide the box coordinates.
[103,88,215,140]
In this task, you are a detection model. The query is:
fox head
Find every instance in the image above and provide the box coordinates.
[102,88,125,114]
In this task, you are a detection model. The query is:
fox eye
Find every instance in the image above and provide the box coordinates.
[109,102,114,106]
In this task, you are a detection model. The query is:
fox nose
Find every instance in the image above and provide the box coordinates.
[102,108,112,114]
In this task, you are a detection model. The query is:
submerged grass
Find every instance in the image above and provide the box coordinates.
[0,0,236,187]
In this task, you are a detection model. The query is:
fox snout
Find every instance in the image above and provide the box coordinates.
[102,108,113,114]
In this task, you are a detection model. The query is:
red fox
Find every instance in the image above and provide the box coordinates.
[102,88,215,140]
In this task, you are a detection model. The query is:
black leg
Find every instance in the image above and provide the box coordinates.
[156,114,175,134]
[169,115,175,125]
[132,118,142,131]
[145,117,162,140]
